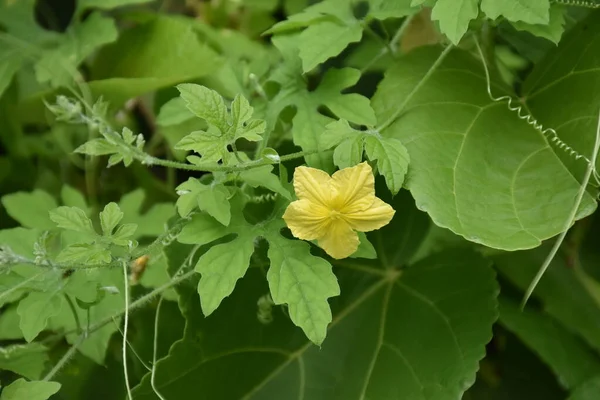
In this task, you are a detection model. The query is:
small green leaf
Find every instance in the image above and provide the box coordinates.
[177,213,228,246]
[0,379,60,400]
[364,136,409,195]
[1,190,58,230]
[56,243,112,264]
[74,138,117,155]
[49,206,96,235]
[431,0,479,44]
[367,0,418,19]
[17,292,63,342]
[175,130,227,163]
[0,50,21,100]
[238,166,292,199]
[176,178,231,225]
[266,233,340,345]
[60,186,89,212]
[195,234,256,316]
[111,223,138,246]
[298,21,363,72]
[118,189,175,238]
[333,135,363,169]
[177,84,228,131]
[320,118,361,150]
[481,0,550,25]
[0,343,49,380]
[99,202,123,235]
[156,97,194,126]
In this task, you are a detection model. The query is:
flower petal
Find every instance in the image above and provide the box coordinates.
[344,197,395,232]
[293,166,334,206]
[331,162,375,213]
[318,219,360,259]
[283,199,331,240]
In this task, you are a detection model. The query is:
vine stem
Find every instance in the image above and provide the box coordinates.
[43,335,84,381]
[122,262,133,400]
[522,108,600,308]
[151,296,167,400]
[376,44,453,132]
[143,149,316,172]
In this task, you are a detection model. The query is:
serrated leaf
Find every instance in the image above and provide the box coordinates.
[431,0,479,44]
[0,343,48,380]
[56,243,111,265]
[266,233,340,345]
[195,234,256,316]
[371,46,596,250]
[269,36,376,169]
[298,21,363,72]
[177,213,229,246]
[49,206,96,235]
[1,190,58,230]
[0,379,60,400]
[509,4,566,44]
[99,202,123,235]
[320,118,361,150]
[17,292,63,342]
[364,136,409,195]
[481,0,550,25]
[118,189,175,238]
[177,84,228,131]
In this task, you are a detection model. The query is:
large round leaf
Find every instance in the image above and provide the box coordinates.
[372,46,596,250]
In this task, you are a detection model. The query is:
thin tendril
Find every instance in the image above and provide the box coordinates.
[522,108,600,307]
[473,38,600,185]
[151,296,167,400]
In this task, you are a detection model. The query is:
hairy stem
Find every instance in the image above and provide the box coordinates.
[43,335,84,381]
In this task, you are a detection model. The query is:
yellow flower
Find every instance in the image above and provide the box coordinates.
[283,162,395,259]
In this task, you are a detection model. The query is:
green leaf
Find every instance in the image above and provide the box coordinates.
[522,10,600,180]
[570,375,600,400]
[499,298,600,389]
[1,190,58,230]
[265,230,340,345]
[156,97,194,126]
[74,138,117,156]
[0,49,21,100]
[481,0,550,25]
[177,84,228,131]
[0,343,49,380]
[176,178,231,225]
[509,4,566,44]
[372,46,596,250]
[49,206,96,235]
[298,21,363,72]
[333,134,363,169]
[320,118,361,150]
[175,130,227,162]
[431,0,479,44]
[237,166,292,199]
[99,202,123,236]
[34,13,118,87]
[55,243,112,264]
[269,36,376,169]
[177,213,229,246]
[60,186,89,213]
[367,0,418,19]
[195,234,256,316]
[364,136,409,195]
[17,291,63,342]
[111,223,138,246]
[132,247,497,399]
[0,379,60,400]
[349,231,377,259]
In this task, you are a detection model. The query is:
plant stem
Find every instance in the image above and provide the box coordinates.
[64,294,82,334]
[43,335,84,381]
[376,44,453,132]
[122,262,133,400]
[522,108,600,307]
[151,296,167,400]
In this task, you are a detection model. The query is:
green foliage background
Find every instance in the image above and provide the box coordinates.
[1,0,600,399]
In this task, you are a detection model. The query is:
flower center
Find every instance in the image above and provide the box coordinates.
[329,209,343,220]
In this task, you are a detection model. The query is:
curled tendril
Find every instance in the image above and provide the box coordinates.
[554,0,600,8]
[474,39,600,186]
